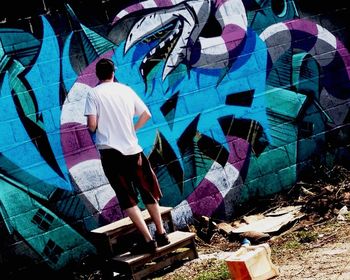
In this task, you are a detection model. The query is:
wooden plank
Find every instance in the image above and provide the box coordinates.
[132,248,197,280]
[91,206,173,236]
[111,231,196,266]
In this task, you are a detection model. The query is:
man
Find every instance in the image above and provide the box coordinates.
[84,58,169,253]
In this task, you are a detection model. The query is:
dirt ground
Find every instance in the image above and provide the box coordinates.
[153,165,350,280]
[272,220,350,279]
[75,164,350,280]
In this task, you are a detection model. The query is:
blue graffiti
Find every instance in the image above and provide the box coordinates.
[0,17,72,192]
[114,28,269,154]
[109,27,269,204]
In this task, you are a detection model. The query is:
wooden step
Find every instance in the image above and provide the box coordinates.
[112,231,197,264]
[109,231,198,280]
[91,206,174,236]
[90,206,174,255]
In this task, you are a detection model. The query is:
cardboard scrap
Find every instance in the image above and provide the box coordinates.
[232,206,303,234]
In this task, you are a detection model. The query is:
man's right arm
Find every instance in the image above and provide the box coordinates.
[134,110,151,131]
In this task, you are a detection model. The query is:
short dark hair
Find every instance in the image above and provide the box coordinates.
[96,58,115,80]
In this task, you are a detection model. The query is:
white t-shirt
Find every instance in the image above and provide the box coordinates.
[84,81,150,155]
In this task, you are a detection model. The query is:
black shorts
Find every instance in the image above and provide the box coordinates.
[99,149,162,210]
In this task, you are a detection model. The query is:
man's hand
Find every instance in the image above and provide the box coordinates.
[137,153,142,166]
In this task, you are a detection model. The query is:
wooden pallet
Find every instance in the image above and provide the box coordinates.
[109,231,198,280]
[90,206,174,255]
[89,207,198,279]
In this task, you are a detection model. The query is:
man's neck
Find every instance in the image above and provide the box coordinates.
[100,77,114,83]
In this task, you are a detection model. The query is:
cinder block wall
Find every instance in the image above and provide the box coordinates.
[0,0,349,276]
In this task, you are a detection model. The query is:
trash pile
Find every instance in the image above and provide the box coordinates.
[192,164,350,249]
[292,165,350,221]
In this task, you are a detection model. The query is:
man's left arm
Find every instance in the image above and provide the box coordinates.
[84,89,98,133]
[87,115,98,133]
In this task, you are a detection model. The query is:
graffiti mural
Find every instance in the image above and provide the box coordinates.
[0,0,349,275]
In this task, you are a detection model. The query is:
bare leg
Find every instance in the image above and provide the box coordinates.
[125,206,153,242]
[145,202,166,234]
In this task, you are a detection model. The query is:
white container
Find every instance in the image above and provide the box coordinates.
[225,243,279,280]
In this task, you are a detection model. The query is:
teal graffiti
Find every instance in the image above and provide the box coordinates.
[247,0,299,32]
[0,174,95,270]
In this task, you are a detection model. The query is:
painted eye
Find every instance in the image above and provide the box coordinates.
[271,0,287,17]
